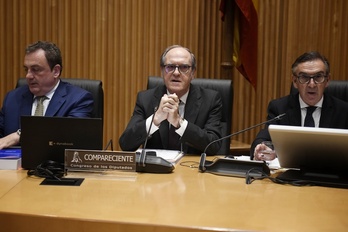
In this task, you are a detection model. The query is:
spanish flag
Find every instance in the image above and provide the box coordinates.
[220,0,258,89]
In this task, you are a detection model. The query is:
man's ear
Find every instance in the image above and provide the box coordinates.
[292,75,298,89]
[190,69,196,80]
[52,65,61,77]
[325,74,331,88]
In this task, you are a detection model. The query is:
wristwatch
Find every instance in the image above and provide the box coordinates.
[17,129,21,137]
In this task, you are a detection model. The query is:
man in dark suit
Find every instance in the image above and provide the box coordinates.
[119,45,222,155]
[0,41,94,149]
[251,51,348,160]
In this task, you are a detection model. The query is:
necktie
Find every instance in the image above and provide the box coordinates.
[304,106,317,127]
[168,101,183,150]
[168,124,181,150]
[34,96,47,116]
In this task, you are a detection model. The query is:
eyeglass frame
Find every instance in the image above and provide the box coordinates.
[162,64,192,74]
[294,73,328,84]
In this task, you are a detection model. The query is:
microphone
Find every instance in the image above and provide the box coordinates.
[199,113,286,177]
[203,113,286,154]
[136,106,175,173]
[139,106,158,167]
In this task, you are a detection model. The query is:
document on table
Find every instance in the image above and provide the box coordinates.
[136,149,184,164]
[233,155,281,170]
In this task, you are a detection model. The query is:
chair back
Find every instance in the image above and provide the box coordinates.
[290,80,348,102]
[16,78,104,119]
[147,76,233,155]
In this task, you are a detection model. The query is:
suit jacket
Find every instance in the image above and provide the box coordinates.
[119,84,223,155]
[0,80,94,137]
[250,93,348,159]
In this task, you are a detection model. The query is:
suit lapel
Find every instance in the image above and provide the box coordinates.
[287,94,302,126]
[319,94,334,127]
[180,85,201,153]
[184,84,201,123]
[20,88,34,116]
[45,82,67,116]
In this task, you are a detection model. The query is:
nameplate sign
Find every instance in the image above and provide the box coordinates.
[65,149,136,172]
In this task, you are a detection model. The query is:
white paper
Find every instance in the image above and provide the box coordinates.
[137,149,184,164]
[233,155,281,170]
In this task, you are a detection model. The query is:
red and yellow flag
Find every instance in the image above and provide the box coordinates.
[220,0,258,89]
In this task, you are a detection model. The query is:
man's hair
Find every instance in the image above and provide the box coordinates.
[291,51,330,75]
[160,45,197,71]
[25,41,63,75]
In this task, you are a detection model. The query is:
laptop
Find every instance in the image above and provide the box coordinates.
[269,125,348,188]
[21,116,103,169]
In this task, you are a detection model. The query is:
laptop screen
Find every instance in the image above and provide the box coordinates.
[20,116,103,169]
[269,125,348,172]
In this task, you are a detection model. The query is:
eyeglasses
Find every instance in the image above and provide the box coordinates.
[295,73,328,84]
[163,64,192,74]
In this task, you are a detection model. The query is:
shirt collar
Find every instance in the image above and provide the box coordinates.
[299,94,323,109]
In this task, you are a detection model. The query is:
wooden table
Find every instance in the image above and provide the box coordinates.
[0,168,26,198]
[0,155,347,232]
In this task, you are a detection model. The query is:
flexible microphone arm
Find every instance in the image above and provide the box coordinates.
[103,139,113,151]
[203,113,286,154]
[139,106,158,167]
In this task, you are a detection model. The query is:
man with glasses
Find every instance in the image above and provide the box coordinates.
[119,45,222,155]
[251,51,348,161]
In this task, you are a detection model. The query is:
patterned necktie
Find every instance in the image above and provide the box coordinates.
[168,101,184,150]
[304,106,317,127]
[34,96,47,116]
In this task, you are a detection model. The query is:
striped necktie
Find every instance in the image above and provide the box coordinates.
[34,96,47,116]
[168,100,184,150]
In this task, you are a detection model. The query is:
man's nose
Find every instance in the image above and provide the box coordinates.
[173,66,181,75]
[308,78,317,87]
[25,69,34,78]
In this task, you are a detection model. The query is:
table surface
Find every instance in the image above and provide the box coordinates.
[1,155,348,232]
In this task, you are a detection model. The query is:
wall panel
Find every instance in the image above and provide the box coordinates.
[1,0,348,152]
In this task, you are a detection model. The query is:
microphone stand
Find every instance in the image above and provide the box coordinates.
[199,113,286,177]
[134,106,177,174]
[139,107,158,167]
[202,113,286,155]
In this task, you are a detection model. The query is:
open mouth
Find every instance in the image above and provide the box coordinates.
[171,79,181,83]
[307,90,317,95]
